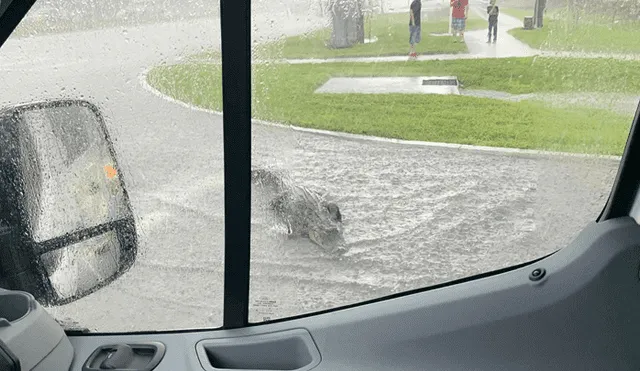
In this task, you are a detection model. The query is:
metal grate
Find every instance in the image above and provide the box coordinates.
[422,79,459,86]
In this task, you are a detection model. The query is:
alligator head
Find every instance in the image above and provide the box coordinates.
[307,201,346,253]
[271,192,347,253]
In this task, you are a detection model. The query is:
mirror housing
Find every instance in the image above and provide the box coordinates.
[0,99,137,306]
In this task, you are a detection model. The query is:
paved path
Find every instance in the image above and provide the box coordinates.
[465,5,537,57]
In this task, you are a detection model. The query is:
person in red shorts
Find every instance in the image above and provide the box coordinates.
[450,0,469,43]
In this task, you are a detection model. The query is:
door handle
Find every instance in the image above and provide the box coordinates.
[82,342,166,371]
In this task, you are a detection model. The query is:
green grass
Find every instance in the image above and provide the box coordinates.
[506,8,640,53]
[147,57,635,155]
[269,12,486,59]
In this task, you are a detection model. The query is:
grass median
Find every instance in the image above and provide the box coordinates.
[147,57,636,155]
[504,8,640,54]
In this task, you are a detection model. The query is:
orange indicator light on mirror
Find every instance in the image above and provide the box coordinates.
[104,165,117,179]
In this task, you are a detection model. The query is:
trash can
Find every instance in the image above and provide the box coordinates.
[523,16,534,30]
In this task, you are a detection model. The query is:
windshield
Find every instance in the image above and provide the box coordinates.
[1,0,631,331]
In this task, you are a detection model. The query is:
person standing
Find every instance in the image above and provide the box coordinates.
[450,0,468,43]
[487,0,499,43]
[409,0,422,59]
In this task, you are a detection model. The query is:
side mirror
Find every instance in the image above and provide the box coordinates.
[0,100,137,306]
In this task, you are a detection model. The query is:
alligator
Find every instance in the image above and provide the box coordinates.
[251,168,346,253]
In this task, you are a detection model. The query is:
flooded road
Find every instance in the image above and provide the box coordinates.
[0,0,624,331]
[250,125,619,323]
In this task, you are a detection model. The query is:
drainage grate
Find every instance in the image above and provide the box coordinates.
[422,78,459,86]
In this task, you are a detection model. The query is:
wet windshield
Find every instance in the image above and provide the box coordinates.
[0,0,630,331]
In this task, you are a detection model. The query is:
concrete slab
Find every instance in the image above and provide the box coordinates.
[314,76,461,95]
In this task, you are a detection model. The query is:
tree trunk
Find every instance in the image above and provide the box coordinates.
[330,0,364,48]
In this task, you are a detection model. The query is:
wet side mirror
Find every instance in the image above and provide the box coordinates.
[0,99,137,306]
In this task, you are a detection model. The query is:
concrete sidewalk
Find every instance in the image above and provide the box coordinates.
[464,6,537,58]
